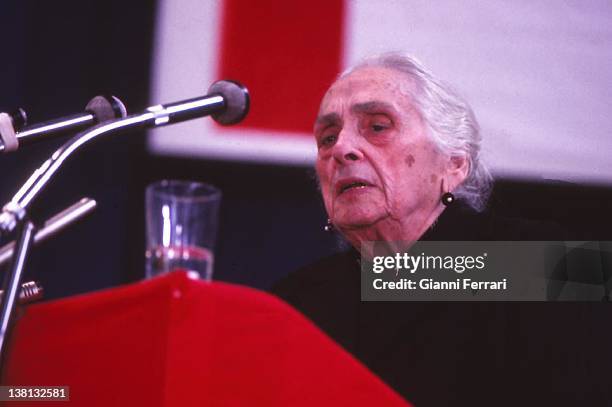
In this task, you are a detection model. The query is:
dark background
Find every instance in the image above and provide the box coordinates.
[0,1,611,301]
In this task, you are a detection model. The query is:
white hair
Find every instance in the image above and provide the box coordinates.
[342,52,493,212]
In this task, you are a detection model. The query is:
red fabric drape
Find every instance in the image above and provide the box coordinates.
[3,272,410,406]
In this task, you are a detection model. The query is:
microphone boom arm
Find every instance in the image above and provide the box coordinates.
[0,80,247,238]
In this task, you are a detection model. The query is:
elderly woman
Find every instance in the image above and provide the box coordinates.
[273,53,608,407]
[313,53,491,253]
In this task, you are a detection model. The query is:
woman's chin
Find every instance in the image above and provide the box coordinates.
[332,208,384,230]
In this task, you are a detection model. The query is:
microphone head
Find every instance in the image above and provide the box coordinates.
[207,80,250,125]
[10,108,27,130]
[85,95,127,123]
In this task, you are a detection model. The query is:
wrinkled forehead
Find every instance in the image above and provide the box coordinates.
[320,67,417,111]
[315,66,419,124]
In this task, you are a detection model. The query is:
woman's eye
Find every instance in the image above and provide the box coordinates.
[363,115,392,134]
[319,134,337,147]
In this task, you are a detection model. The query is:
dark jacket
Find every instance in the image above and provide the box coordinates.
[272,202,611,407]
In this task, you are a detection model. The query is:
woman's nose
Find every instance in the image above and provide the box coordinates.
[332,129,363,164]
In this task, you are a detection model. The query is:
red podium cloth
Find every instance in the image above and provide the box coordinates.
[3,272,409,406]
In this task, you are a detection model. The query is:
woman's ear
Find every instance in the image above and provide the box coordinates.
[446,154,470,191]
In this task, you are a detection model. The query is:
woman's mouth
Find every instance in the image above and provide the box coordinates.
[340,182,368,194]
[335,178,373,196]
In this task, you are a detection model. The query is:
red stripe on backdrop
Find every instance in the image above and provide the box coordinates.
[218,0,345,134]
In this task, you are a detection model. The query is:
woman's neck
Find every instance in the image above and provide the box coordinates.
[340,204,446,258]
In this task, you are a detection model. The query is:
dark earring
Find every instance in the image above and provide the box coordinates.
[324,219,334,232]
[441,192,455,206]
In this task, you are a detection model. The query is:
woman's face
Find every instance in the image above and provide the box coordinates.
[314,67,450,232]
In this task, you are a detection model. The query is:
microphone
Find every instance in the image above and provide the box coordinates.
[146,80,249,126]
[0,108,27,153]
[0,80,249,237]
[0,95,127,154]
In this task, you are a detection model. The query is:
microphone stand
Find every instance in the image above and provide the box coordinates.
[0,93,226,235]
[0,198,97,365]
[0,79,248,366]
[0,219,35,365]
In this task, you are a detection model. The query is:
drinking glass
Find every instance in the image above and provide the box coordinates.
[145,180,221,280]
